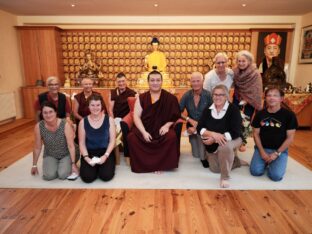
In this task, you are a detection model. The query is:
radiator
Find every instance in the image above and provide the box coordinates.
[0,91,17,122]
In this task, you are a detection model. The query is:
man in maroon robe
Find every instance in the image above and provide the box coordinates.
[127,71,181,173]
[73,77,100,125]
[108,72,136,118]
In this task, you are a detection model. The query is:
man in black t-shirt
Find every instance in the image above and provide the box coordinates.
[250,87,297,181]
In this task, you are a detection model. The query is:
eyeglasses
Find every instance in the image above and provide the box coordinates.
[213,93,226,97]
[216,61,226,65]
[48,83,59,87]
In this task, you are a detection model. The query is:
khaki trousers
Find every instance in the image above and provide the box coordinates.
[207,137,242,179]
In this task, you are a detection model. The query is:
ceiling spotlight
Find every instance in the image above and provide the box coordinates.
[154,3,158,7]
[242,3,247,7]
[71,4,76,7]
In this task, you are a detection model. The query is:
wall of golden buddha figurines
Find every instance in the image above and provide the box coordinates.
[61,30,252,87]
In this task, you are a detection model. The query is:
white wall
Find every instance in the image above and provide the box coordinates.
[0,10,24,119]
[295,11,312,87]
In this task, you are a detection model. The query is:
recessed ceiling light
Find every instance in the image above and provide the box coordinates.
[154,3,158,7]
[71,4,76,7]
[242,3,247,7]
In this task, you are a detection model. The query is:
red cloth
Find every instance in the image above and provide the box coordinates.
[127,89,181,173]
[122,97,136,129]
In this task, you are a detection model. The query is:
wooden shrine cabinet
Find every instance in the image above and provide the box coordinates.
[16,26,64,86]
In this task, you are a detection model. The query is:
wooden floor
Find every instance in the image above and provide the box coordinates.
[0,120,311,233]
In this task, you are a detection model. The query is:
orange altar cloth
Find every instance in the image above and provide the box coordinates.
[284,93,312,128]
[284,93,312,114]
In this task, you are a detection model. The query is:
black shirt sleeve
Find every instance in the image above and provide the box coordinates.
[251,110,262,128]
[228,104,243,139]
[197,107,209,133]
[286,110,298,130]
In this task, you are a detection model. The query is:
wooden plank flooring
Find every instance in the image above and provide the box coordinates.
[0,120,311,233]
[0,119,35,171]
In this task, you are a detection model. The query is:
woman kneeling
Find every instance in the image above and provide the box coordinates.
[197,85,244,188]
[79,94,116,183]
[31,101,78,180]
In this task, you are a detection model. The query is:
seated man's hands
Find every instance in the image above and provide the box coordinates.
[188,118,198,128]
[159,123,170,136]
[142,130,153,142]
[187,126,197,135]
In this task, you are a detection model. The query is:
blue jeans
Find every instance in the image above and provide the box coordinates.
[250,146,288,181]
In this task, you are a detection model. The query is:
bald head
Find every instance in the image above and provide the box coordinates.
[190,72,204,92]
[81,77,93,93]
[190,72,203,81]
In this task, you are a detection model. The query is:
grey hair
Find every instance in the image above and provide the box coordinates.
[213,52,228,63]
[190,71,203,81]
[46,76,59,86]
[212,84,230,101]
[236,50,254,64]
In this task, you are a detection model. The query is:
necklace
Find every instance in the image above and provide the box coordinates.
[90,113,102,122]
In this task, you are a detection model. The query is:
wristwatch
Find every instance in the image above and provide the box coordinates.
[274,151,281,156]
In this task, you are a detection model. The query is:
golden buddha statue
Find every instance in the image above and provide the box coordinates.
[137,37,173,90]
[144,37,167,72]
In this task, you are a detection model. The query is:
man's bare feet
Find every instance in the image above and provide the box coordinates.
[154,171,162,174]
[220,179,230,188]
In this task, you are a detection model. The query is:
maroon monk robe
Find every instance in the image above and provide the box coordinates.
[127,89,181,173]
[111,87,136,118]
[74,91,100,124]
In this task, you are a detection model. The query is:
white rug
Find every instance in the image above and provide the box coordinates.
[0,137,311,190]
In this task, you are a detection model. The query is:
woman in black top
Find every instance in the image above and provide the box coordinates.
[79,94,116,183]
[197,84,245,188]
